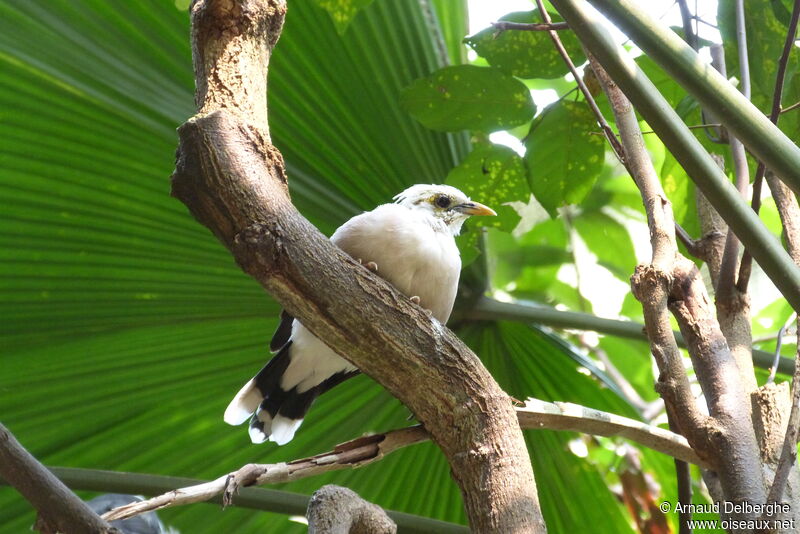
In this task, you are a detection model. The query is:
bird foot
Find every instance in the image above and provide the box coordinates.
[410,295,421,305]
[357,259,379,273]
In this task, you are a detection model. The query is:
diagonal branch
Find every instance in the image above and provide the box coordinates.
[0,424,120,534]
[533,0,624,161]
[172,1,544,531]
[99,400,706,522]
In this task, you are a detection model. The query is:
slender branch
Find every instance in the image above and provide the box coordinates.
[589,55,768,509]
[767,314,796,384]
[463,296,793,374]
[740,0,800,289]
[781,100,800,115]
[713,44,749,301]
[98,401,707,522]
[587,54,711,453]
[533,0,625,162]
[668,411,693,534]
[0,424,120,534]
[491,21,568,32]
[0,467,466,534]
[517,399,708,467]
[707,43,757,394]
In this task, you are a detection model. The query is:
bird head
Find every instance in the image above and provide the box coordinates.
[393,184,496,235]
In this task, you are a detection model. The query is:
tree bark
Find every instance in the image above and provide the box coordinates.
[307,485,396,534]
[173,1,546,532]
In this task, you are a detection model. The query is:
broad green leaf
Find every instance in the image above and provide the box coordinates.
[573,211,637,280]
[719,0,798,106]
[314,0,374,33]
[446,142,530,232]
[464,10,585,79]
[455,228,481,267]
[400,65,535,132]
[525,100,605,216]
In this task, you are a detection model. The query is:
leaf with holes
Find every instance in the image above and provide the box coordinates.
[446,142,530,232]
[525,100,605,217]
[314,0,374,33]
[465,10,585,79]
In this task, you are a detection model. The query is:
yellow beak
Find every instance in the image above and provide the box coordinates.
[455,201,497,217]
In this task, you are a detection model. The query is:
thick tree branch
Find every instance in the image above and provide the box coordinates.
[0,424,120,534]
[99,401,705,522]
[306,485,396,534]
[173,1,544,532]
[589,56,767,512]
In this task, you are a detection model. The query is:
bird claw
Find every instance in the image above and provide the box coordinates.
[357,259,379,273]
[410,295,421,305]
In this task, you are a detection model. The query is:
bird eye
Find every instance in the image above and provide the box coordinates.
[435,195,451,208]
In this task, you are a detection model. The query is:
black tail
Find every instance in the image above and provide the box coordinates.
[225,342,359,445]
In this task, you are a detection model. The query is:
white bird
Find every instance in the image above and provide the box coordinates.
[223,184,496,445]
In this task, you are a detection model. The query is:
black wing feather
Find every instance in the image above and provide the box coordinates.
[269,310,294,352]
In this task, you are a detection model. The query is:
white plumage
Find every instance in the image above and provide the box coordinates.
[224,184,495,445]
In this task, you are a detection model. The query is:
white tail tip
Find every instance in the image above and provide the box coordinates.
[269,415,303,446]
[224,379,262,425]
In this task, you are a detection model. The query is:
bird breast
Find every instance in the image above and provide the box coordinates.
[331,204,462,323]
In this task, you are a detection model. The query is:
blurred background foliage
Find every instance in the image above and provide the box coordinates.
[0,0,796,532]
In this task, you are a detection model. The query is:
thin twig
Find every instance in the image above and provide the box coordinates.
[102,400,707,522]
[711,43,750,301]
[532,0,625,163]
[739,0,800,290]
[590,123,722,137]
[491,21,568,32]
[767,313,796,384]
[678,0,723,144]
[781,100,800,115]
